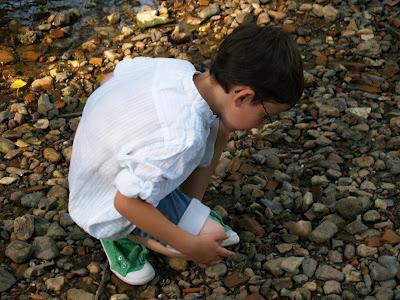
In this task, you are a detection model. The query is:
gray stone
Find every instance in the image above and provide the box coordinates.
[60,212,74,227]
[335,197,364,220]
[33,236,59,260]
[5,240,33,263]
[14,214,35,240]
[21,192,44,208]
[302,258,318,278]
[309,220,338,243]
[38,94,53,115]
[378,256,400,276]
[369,262,394,281]
[315,265,344,281]
[375,287,394,300]
[345,219,368,234]
[363,210,381,222]
[0,267,16,292]
[46,222,67,240]
[67,288,95,300]
[344,244,356,259]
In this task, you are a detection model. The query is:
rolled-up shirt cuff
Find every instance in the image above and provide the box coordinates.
[177,198,210,235]
[113,169,154,201]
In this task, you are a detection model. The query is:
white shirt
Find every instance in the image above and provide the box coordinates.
[68,57,218,239]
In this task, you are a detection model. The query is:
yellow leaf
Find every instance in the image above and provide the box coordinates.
[11,79,27,89]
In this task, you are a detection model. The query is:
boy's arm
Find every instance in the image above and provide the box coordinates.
[114,191,234,265]
[180,121,230,200]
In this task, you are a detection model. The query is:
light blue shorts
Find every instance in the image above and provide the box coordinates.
[132,189,211,244]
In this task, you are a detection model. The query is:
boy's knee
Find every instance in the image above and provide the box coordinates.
[200,218,225,236]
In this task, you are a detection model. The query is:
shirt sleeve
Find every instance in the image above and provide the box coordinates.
[113,141,200,206]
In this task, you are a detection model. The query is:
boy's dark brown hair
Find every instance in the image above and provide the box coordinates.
[210,23,304,107]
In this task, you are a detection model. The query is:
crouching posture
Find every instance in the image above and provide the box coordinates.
[68,24,303,285]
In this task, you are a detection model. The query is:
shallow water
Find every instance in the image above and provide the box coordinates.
[0,0,157,25]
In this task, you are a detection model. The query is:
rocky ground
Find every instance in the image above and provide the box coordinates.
[0,0,400,299]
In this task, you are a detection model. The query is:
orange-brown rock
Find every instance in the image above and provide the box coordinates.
[89,57,103,66]
[382,228,400,244]
[223,271,250,288]
[364,235,383,247]
[0,49,16,64]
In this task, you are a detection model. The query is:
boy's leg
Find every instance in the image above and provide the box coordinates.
[130,188,239,257]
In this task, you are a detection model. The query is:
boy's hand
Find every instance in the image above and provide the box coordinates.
[183,231,235,266]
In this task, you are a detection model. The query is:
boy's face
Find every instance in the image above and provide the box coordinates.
[221,88,290,131]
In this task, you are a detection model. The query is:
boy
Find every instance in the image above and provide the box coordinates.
[68,23,303,285]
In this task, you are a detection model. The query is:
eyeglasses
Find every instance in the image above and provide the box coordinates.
[261,102,273,124]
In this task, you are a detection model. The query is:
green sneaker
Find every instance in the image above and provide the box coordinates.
[209,210,240,247]
[101,238,155,285]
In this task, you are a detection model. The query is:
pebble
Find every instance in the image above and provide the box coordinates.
[31,76,53,91]
[5,240,33,263]
[199,4,220,19]
[66,288,95,300]
[302,258,318,278]
[323,280,341,294]
[356,244,378,257]
[33,236,59,260]
[0,267,16,292]
[14,214,35,240]
[290,220,312,238]
[315,265,345,281]
[206,263,228,279]
[168,258,188,272]
[45,276,65,292]
[309,220,338,243]
[280,257,304,273]
[43,148,62,163]
[335,197,364,220]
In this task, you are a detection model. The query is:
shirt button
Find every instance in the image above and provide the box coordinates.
[118,256,122,261]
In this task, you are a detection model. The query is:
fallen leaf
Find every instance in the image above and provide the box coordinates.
[11,79,27,89]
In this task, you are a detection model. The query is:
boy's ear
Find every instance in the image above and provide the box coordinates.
[232,87,255,107]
